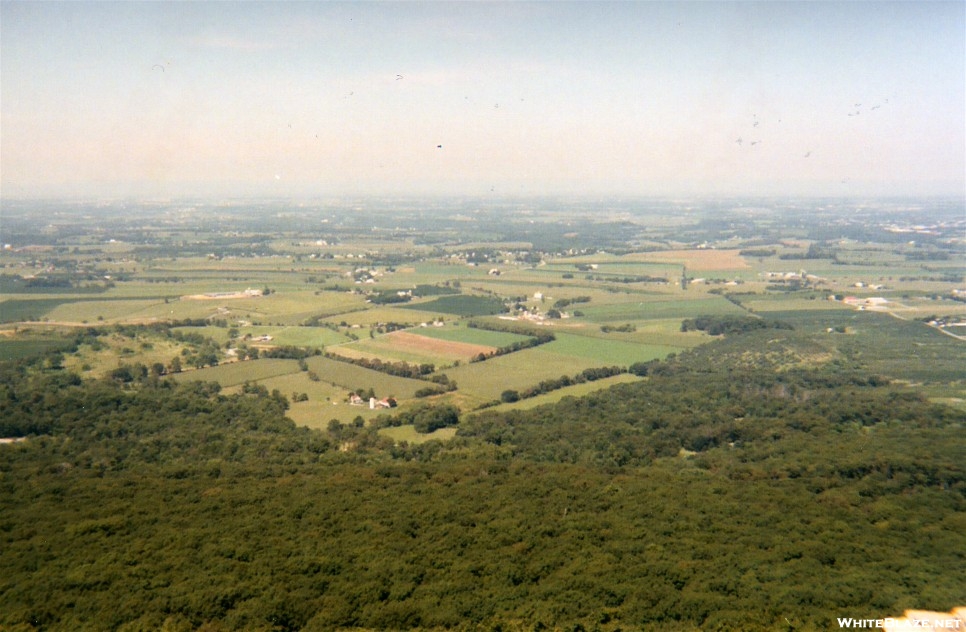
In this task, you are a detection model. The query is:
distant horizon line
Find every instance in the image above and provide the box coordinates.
[3,192,964,204]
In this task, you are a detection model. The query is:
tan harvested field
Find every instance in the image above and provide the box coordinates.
[625,249,751,271]
[383,331,496,360]
[332,330,498,364]
[180,291,261,301]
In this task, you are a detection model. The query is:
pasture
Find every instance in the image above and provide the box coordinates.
[442,348,620,404]
[400,294,507,317]
[64,334,187,377]
[0,337,72,361]
[303,356,429,399]
[578,295,748,322]
[541,332,679,366]
[320,306,448,327]
[243,325,350,347]
[411,324,533,348]
[285,397,396,429]
[169,359,301,387]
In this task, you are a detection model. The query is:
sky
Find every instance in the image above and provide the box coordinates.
[1,1,964,200]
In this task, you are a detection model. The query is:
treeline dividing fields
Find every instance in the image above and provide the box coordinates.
[0,330,963,631]
[680,314,794,335]
[465,320,555,362]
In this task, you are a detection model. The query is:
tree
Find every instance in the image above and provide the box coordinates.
[501,390,520,403]
[169,356,182,373]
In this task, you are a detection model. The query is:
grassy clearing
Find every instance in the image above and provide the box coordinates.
[65,335,187,377]
[169,359,301,387]
[377,425,458,444]
[287,399,385,429]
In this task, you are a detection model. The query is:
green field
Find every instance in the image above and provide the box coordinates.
[170,359,301,387]
[578,295,748,322]
[443,348,618,404]
[410,324,532,347]
[0,337,72,361]
[304,356,429,399]
[472,373,643,414]
[1,296,179,323]
[542,332,680,365]
[400,294,506,317]
[768,309,966,383]
[321,306,447,327]
[243,325,350,347]
[377,425,459,444]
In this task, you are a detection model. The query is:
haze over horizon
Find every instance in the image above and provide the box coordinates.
[2,1,964,201]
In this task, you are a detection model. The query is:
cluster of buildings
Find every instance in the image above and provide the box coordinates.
[348,394,397,409]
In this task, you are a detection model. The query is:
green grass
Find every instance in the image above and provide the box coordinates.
[578,295,747,322]
[0,338,72,361]
[443,348,613,403]
[471,373,642,414]
[171,326,231,344]
[169,359,301,387]
[321,306,445,327]
[0,297,150,323]
[399,294,507,317]
[541,332,679,365]
[304,356,429,399]
[242,325,350,347]
[410,325,532,347]
[767,309,966,383]
[377,425,458,444]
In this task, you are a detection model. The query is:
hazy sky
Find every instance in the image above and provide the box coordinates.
[2,1,964,199]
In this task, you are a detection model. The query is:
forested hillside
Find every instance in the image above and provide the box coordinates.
[1,331,964,631]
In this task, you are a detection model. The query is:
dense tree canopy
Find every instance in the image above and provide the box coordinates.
[0,332,963,631]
